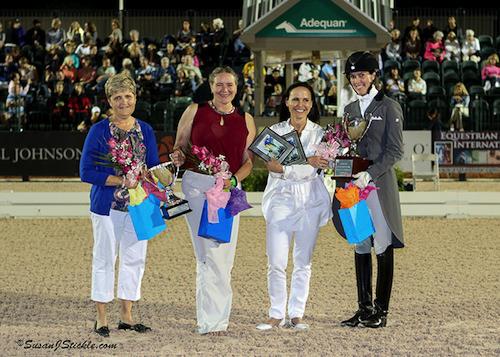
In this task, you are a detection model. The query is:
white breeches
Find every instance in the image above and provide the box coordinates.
[182,170,240,334]
[90,209,148,303]
[355,187,393,255]
[266,223,320,319]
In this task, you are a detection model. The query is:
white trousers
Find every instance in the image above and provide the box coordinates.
[266,223,320,320]
[90,209,148,303]
[182,170,240,334]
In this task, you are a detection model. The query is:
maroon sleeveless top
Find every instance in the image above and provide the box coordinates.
[191,102,248,173]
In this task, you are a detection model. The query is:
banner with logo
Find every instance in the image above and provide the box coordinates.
[0,131,175,177]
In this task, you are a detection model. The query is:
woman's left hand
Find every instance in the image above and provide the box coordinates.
[265,159,284,173]
[307,156,329,169]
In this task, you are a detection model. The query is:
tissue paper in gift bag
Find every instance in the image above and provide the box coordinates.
[198,200,233,243]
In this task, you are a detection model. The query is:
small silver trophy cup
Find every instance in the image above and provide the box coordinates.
[149,162,191,219]
[333,112,371,178]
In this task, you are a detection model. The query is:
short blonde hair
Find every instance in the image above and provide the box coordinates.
[105,71,136,98]
[209,66,238,86]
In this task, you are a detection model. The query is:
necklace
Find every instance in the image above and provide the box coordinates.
[209,101,235,126]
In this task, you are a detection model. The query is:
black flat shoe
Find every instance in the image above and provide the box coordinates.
[118,321,152,333]
[94,321,110,337]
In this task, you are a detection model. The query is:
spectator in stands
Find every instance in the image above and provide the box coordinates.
[3,53,18,80]
[385,29,403,63]
[64,41,80,69]
[137,67,157,102]
[461,29,481,63]
[444,31,461,63]
[68,82,92,129]
[121,58,136,80]
[174,68,193,97]
[444,16,464,45]
[309,68,326,113]
[421,18,438,46]
[25,19,46,62]
[6,72,30,127]
[170,66,256,335]
[481,53,500,91]
[18,56,38,85]
[126,42,143,69]
[67,21,85,45]
[156,56,176,99]
[264,68,285,99]
[403,28,421,61]
[0,22,5,54]
[177,54,202,83]
[402,17,422,43]
[108,18,123,45]
[77,105,102,132]
[240,83,254,115]
[231,19,246,56]
[6,18,25,48]
[46,18,66,51]
[184,46,200,68]
[210,18,228,67]
[385,66,405,100]
[83,22,98,46]
[60,56,77,83]
[449,82,469,131]
[424,31,446,63]
[75,36,95,58]
[164,42,179,66]
[321,59,337,87]
[80,71,159,338]
[427,107,443,140]
[77,55,97,90]
[145,43,160,66]
[407,68,427,98]
[94,56,116,93]
[176,20,195,54]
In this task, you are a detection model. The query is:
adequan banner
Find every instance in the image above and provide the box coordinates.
[0,131,175,177]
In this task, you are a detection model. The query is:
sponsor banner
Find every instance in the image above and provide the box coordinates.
[435,131,500,170]
[398,131,432,173]
[0,131,175,177]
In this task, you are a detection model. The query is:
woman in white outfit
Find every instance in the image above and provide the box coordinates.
[257,82,332,331]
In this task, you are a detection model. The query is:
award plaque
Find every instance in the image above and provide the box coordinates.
[149,162,192,220]
[332,113,372,178]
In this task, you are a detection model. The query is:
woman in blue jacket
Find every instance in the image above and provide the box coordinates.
[80,71,160,337]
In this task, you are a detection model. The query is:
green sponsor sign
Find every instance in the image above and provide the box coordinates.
[257,0,375,38]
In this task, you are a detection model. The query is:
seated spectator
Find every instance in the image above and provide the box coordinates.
[309,68,326,113]
[421,18,438,46]
[176,54,202,83]
[424,31,446,63]
[77,105,102,132]
[137,67,157,102]
[403,28,421,61]
[3,53,19,80]
[385,29,403,62]
[481,54,500,91]
[164,42,179,66]
[263,83,282,117]
[145,43,161,66]
[175,20,195,54]
[47,81,68,129]
[44,45,63,74]
[449,82,470,131]
[210,18,228,67]
[18,56,38,85]
[126,41,143,68]
[60,56,77,83]
[444,16,464,45]
[94,56,116,93]
[46,18,66,51]
[156,56,176,99]
[174,68,193,97]
[24,19,46,61]
[264,68,285,99]
[68,82,91,129]
[184,46,200,68]
[0,22,6,53]
[461,29,481,63]
[67,21,84,45]
[83,22,98,46]
[136,56,156,80]
[77,55,97,89]
[444,31,461,63]
[240,84,254,115]
[121,58,136,80]
[6,18,25,48]
[63,41,80,69]
[407,68,427,98]
[5,73,30,127]
[75,36,94,58]
[385,66,405,100]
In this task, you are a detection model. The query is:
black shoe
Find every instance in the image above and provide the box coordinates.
[361,307,387,328]
[340,306,374,327]
[94,321,110,337]
[118,321,152,333]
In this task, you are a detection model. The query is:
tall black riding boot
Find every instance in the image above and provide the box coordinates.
[340,252,373,327]
[362,245,394,328]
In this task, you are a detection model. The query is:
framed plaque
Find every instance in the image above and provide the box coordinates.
[249,127,294,163]
[282,130,307,165]
[333,156,371,178]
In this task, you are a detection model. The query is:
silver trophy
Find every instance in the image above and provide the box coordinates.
[149,161,191,219]
[333,112,372,178]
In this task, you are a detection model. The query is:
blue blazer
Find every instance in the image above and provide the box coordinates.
[79,118,160,215]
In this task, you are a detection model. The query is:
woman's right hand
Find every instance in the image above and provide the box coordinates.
[170,149,186,167]
[307,156,329,169]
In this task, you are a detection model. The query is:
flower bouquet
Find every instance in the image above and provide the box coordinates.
[334,182,377,244]
[188,144,252,243]
[315,123,351,174]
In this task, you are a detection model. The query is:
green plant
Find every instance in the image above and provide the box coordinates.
[241,169,269,192]
[394,165,405,191]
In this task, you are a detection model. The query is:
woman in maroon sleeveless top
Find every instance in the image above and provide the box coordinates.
[171,66,256,335]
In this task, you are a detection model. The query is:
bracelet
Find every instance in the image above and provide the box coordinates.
[230,175,238,188]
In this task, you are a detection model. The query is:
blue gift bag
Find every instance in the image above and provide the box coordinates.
[128,194,167,241]
[338,200,375,245]
[197,200,234,243]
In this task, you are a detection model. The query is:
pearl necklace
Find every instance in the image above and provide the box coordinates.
[209,101,235,126]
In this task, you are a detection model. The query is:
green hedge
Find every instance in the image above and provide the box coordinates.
[241,169,269,192]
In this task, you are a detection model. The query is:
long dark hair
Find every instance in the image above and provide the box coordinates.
[278,82,320,122]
